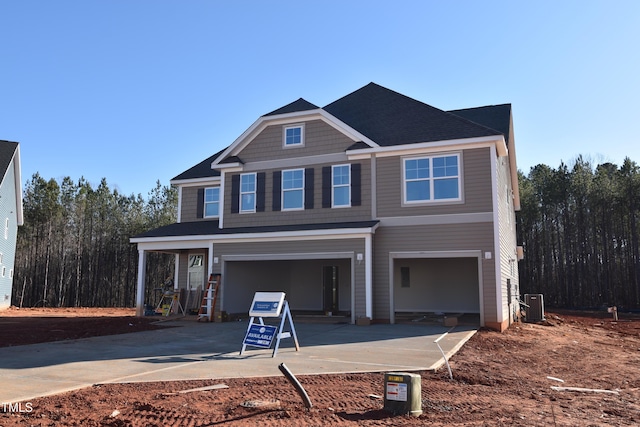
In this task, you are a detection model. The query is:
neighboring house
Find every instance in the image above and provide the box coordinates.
[131,83,521,331]
[0,140,23,311]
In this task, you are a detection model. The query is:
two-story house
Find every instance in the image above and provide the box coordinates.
[131,83,521,331]
[0,140,23,311]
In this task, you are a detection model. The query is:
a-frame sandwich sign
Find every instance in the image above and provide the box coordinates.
[240,292,300,357]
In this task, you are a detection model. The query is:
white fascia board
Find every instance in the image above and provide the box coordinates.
[135,240,212,251]
[212,109,379,167]
[212,227,377,244]
[347,135,507,159]
[130,224,379,246]
[212,163,243,172]
[171,176,221,188]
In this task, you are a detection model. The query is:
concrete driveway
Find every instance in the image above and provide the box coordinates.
[0,319,477,403]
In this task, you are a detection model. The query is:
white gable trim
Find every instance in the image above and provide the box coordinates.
[211,109,379,167]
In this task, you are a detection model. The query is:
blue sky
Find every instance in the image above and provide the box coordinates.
[2,1,639,197]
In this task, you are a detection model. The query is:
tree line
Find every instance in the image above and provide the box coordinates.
[519,156,640,310]
[13,174,177,308]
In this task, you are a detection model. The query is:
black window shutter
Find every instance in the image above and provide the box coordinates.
[351,163,361,206]
[322,166,331,208]
[256,172,266,212]
[197,188,204,218]
[304,168,314,209]
[231,174,240,214]
[272,171,282,211]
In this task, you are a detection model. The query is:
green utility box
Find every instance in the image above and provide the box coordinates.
[383,372,422,416]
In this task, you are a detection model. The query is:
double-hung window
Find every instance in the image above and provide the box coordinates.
[204,187,220,217]
[332,164,351,207]
[404,154,461,203]
[240,173,256,213]
[283,124,304,147]
[282,169,304,210]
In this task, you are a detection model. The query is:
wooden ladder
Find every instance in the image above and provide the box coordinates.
[198,274,220,322]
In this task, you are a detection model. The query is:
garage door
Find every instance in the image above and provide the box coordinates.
[393,257,479,313]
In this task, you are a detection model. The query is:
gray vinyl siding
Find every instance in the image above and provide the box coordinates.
[180,186,200,222]
[237,120,356,162]
[497,155,519,324]
[376,147,493,218]
[372,222,496,323]
[222,161,371,228]
[0,161,18,310]
[216,238,367,318]
[180,183,220,222]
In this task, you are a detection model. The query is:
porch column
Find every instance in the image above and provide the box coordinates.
[135,248,147,317]
[365,234,373,319]
[173,254,179,290]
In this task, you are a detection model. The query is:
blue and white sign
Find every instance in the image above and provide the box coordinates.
[248,292,285,317]
[243,324,277,348]
[240,292,300,357]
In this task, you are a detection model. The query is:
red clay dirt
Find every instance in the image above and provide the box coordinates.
[1,307,639,426]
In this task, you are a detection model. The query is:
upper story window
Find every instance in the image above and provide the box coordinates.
[204,187,220,218]
[403,154,461,204]
[332,164,351,207]
[4,218,8,239]
[282,169,304,210]
[283,124,304,148]
[240,173,256,213]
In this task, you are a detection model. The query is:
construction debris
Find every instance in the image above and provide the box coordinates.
[162,383,229,396]
[551,386,619,395]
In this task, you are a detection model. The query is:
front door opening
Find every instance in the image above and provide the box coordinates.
[188,254,205,291]
[322,265,339,314]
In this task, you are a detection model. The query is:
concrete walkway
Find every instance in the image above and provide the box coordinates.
[0,319,477,403]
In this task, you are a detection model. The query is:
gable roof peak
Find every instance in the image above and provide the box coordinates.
[263,98,320,117]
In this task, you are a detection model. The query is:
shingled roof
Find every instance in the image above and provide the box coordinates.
[263,98,320,116]
[323,83,502,146]
[449,104,512,146]
[171,148,225,181]
[173,83,510,181]
[0,140,19,179]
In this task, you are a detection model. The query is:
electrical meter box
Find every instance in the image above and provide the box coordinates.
[383,372,422,416]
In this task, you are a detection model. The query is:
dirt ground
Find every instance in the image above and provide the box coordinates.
[1,307,639,426]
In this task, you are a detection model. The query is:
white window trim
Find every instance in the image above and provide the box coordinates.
[4,218,8,240]
[402,153,462,205]
[281,168,305,211]
[283,124,305,148]
[240,173,257,213]
[204,186,220,218]
[332,164,351,208]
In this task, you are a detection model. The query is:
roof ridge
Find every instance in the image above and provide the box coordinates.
[263,98,320,116]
